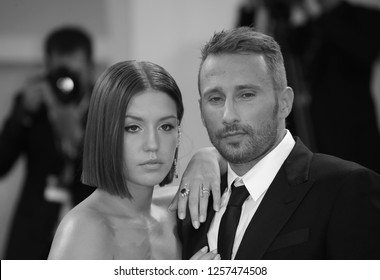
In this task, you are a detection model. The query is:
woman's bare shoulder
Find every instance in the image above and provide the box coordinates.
[48,200,115,259]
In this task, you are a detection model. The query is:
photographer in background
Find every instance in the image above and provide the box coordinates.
[287,0,380,173]
[0,26,95,259]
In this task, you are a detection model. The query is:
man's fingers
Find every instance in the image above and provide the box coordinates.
[190,246,219,260]
[200,250,220,260]
[189,246,208,260]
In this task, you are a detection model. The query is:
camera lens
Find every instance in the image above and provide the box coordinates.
[47,67,83,104]
[56,77,75,94]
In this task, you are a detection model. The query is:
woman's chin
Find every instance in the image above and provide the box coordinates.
[136,173,168,187]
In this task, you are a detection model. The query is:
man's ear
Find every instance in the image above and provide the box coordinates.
[198,98,206,127]
[279,86,294,119]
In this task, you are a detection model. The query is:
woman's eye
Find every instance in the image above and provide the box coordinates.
[160,124,175,132]
[125,125,141,133]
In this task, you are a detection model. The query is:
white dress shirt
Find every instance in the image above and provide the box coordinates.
[207,130,295,259]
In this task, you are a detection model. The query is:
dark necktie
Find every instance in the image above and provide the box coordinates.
[218,183,250,259]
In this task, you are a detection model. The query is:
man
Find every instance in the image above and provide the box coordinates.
[0,26,95,259]
[175,27,380,259]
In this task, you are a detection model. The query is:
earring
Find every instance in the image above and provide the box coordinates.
[177,126,182,147]
[174,157,179,179]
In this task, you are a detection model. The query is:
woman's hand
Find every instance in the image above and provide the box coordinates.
[169,147,226,229]
[189,246,220,260]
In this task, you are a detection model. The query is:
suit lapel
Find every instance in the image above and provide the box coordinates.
[235,138,315,259]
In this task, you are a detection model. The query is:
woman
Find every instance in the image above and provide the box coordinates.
[48,60,219,260]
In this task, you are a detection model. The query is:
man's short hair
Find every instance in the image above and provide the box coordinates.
[44,26,93,62]
[198,26,287,93]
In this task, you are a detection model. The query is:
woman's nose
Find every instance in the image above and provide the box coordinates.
[144,129,159,151]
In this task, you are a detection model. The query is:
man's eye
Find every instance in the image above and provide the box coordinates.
[160,124,174,131]
[209,96,224,103]
[125,125,141,133]
[241,92,255,99]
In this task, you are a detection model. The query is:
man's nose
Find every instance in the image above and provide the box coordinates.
[222,99,239,124]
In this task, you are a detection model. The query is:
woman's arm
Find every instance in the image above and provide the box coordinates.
[169,147,227,229]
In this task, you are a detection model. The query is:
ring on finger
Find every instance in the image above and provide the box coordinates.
[180,184,190,198]
[200,184,210,197]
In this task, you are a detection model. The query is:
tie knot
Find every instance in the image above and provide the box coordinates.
[228,184,249,207]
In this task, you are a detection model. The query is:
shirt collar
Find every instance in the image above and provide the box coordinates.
[227,130,295,201]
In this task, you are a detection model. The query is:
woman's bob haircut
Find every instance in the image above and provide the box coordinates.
[82,60,184,198]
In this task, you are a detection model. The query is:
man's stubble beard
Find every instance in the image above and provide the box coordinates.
[205,103,279,165]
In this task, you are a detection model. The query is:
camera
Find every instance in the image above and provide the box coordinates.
[47,67,83,104]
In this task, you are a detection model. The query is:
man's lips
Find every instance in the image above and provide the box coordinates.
[220,131,246,138]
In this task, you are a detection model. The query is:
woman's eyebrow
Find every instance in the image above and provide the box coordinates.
[125,114,178,121]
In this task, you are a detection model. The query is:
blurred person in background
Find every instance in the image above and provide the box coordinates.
[0,26,95,259]
[287,0,380,173]
[236,0,269,32]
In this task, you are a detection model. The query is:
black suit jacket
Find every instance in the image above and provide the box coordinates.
[179,138,380,259]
